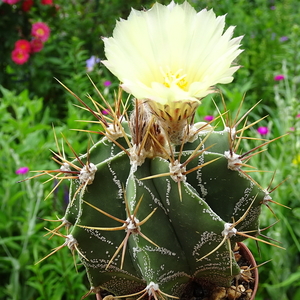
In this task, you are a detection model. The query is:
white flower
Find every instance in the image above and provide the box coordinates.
[102,1,243,144]
[103,1,242,103]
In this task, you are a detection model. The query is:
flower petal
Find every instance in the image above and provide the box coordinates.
[103,1,242,105]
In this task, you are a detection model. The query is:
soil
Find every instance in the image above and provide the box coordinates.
[180,243,257,300]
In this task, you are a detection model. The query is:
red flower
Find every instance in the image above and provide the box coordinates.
[15,39,31,53]
[11,48,30,64]
[41,0,53,5]
[22,0,34,12]
[3,0,21,4]
[31,22,50,42]
[30,38,44,53]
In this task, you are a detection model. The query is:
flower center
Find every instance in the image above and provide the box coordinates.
[160,67,188,90]
[37,28,45,36]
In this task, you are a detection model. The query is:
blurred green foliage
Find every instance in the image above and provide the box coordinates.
[0,0,299,299]
[0,0,170,120]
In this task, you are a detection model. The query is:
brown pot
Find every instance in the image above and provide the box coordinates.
[237,242,259,300]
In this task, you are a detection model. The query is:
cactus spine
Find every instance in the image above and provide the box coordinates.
[33,88,282,299]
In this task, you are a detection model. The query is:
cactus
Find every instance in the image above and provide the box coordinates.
[29,2,284,300]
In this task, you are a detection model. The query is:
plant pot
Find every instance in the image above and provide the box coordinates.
[236,242,259,300]
[180,242,259,300]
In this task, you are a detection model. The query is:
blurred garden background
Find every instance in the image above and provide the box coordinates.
[0,0,299,299]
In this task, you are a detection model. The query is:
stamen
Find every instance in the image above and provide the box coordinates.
[160,67,188,90]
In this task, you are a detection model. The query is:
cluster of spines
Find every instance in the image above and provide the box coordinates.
[22,82,289,300]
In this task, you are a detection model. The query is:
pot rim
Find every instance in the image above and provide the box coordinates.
[237,242,259,300]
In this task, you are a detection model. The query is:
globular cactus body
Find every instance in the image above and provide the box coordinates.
[52,119,268,299]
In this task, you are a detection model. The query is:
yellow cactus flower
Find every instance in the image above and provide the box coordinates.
[102,1,243,144]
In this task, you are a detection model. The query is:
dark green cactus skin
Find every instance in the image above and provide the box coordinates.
[53,122,268,299]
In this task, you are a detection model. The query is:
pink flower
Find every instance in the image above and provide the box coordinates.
[31,22,50,42]
[103,80,111,87]
[257,126,270,136]
[3,0,21,4]
[41,0,53,4]
[102,109,110,115]
[22,0,33,11]
[30,38,44,53]
[296,113,300,118]
[204,115,214,122]
[274,74,285,81]
[11,48,30,64]
[16,167,29,175]
[15,39,31,53]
